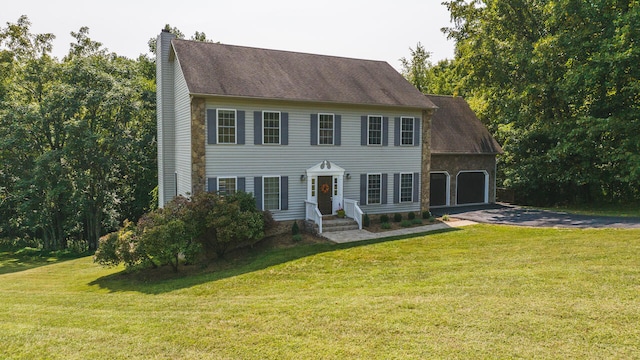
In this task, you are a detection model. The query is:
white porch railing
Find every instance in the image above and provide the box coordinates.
[305,200,323,233]
[344,198,363,230]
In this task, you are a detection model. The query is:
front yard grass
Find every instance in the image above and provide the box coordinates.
[541,202,640,218]
[1,225,639,359]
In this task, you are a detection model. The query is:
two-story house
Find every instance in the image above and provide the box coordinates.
[156,30,500,233]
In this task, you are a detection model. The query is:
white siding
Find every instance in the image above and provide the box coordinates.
[174,58,191,197]
[156,32,176,206]
[205,99,423,220]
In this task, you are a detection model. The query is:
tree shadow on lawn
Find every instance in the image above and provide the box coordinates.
[0,247,89,275]
[88,227,462,295]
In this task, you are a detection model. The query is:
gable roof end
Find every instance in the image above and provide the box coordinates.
[171,39,435,109]
[427,94,503,155]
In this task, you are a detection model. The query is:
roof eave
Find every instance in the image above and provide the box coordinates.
[188,92,437,110]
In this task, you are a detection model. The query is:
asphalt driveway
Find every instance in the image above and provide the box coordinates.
[431,204,640,229]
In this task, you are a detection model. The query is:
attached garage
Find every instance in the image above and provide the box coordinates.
[427,94,503,209]
[456,171,488,205]
[429,172,449,207]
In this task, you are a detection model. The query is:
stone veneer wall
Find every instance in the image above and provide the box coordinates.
[191,97,206,196]
[420,109,434,212]
[430,154,498,205]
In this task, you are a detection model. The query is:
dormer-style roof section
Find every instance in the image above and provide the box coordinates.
[171,39,436,109]
[427,95,503,155]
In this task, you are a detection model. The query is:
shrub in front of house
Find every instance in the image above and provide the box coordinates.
[393,213,402,223]
[422,210,431,220]
[363,213,370,227]
[193,191,264,258]
[94,232,120,267]
[381,222,391,229]
[94,192,265,272]
[408,212,416,220]
[379,214,389,223]
[411,218,422,225]
[292,221,300,235]
[401,220,412,227]
[292,234,303,242]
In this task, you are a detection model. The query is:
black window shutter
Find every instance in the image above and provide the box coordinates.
[310,114,318,145]
[238,177,246,192]
[381,174,388,204]
[393,173,400,204]
[254,177,263,210]
[335,115,341,146]
[207,109,217,144]
[361,116,367,146]
[414,117,420,146]
[360,174,367,205]
[207,177,217,192]
[382,117,389,146]
[413,172,420,202]
[254,111,262,145]
[237,111,245,144]
[280,176,289,210]
[394,117,400,146]
[281,112,289,145]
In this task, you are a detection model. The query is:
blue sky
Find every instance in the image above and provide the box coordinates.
[4,0,455,70]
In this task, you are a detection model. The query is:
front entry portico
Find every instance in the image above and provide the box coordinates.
[304,160,363,233]
[305,160,345,215]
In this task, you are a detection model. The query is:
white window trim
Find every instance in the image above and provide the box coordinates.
[263,175,281,211]
[262,110,281,145]
[367,115,383,146]
[456,170,489,205]
[430,171,451,207]
[367,173,382,205]
[400,116,414,146]
[217,108,237,145]
[399,172,413,203]
[217,176,237,195]
[318,113,335,146]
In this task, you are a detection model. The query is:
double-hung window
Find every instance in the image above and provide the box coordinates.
[367,174,382,205]
[218,177,237,196]
[263,176,281,211]
[319,114,334,145]
[401,117,414,146]
[368,116,382,145]
[218,109,236,144]
[400,173,413,202]
[263,111,280,145]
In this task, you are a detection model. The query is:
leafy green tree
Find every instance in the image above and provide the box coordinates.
[400,42,433,93]
[441,0,640,205]
[1,16,157,250]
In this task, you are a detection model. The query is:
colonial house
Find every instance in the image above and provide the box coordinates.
[156,30,501,233]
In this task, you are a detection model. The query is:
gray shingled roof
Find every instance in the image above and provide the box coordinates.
[427,95,503,154]
[171,39,435,109]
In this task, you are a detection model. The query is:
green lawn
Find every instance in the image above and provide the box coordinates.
[1,225,640,359]
[539,202,640,218]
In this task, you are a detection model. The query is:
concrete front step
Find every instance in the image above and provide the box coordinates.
[322,218,359,233]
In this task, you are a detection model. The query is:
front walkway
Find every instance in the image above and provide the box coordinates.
[322,219,477,244]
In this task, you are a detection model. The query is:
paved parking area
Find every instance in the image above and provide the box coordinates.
[431,204,640,229]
